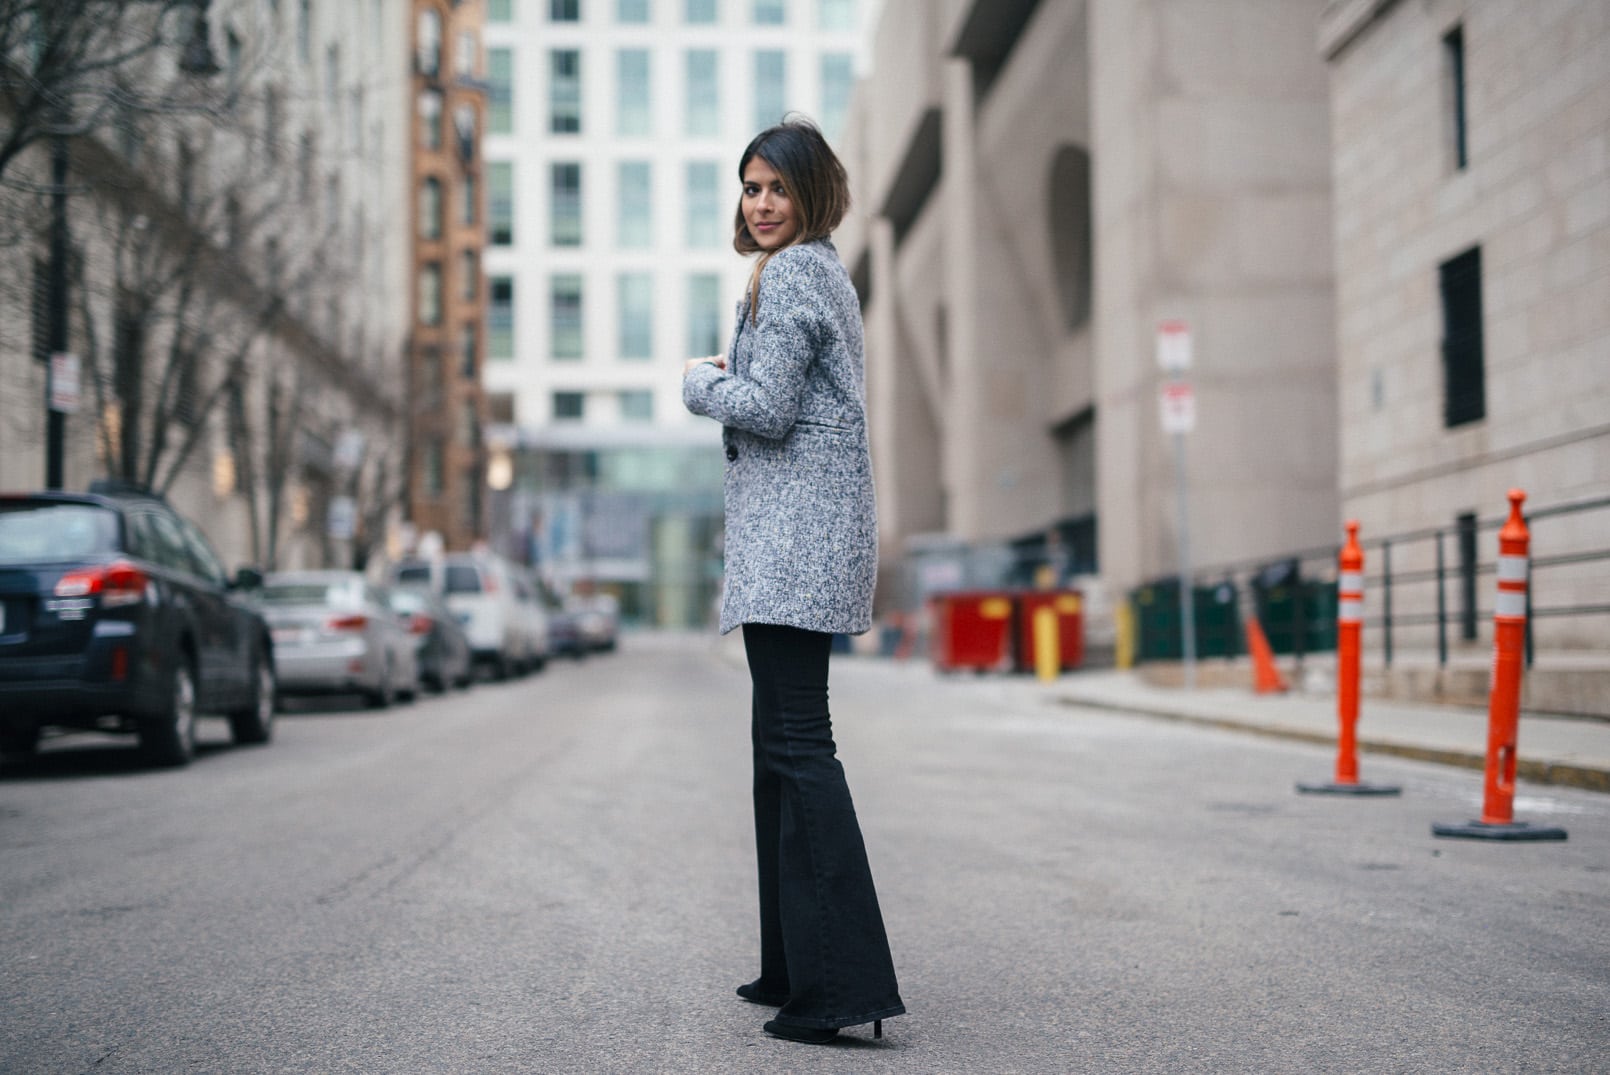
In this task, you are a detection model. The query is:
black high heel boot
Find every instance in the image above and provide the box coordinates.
[762,1019,885,1044]
[735,980,789,1007]
[762,1020,838,1044]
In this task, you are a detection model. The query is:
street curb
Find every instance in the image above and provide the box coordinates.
[1054,695,1610,795]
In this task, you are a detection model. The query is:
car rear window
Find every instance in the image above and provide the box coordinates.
[0,503,121,564]
[260,582,352,606]
[443,564,484,594]
[387,588,427,613]
[394,564,432,586]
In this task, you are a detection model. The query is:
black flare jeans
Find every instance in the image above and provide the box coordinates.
[742,622,905,1031]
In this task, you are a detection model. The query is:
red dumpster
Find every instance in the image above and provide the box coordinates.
[931,591,1016,673]
[1013,590,1084,673]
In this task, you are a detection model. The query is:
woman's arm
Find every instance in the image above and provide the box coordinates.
[682,257,824,440]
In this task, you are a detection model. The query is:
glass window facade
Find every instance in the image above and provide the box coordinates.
[817,0,855,30]
[753,0,785,25]
[618,0,651,23]
[487,49,513,134]
[551,162,583,246]
[685,0,717,23]
[685,49,719,137]
[617,161,652,248]
[619,390,654,421]
[489,161,513,244]
[489,0,513,21]
[550,49,582,133]
[819,53,853,142]
[490,276,515,360]
[618,272,654,360]
[754,50,786,132]
[551,274,584,360]
[685,161,722,248]
[688,273,724,357]
[551,0,581,20]
[616,49,652,136]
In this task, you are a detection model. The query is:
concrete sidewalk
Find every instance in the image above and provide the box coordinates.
[1050,668,1610,794]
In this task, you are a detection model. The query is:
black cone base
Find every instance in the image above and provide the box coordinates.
[1296,780,1402,796]
[1431,819,1568,841]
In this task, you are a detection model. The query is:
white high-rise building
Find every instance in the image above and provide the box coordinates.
[480,0,873,626]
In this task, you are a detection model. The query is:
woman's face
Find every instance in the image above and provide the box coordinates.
[741,156,799,251]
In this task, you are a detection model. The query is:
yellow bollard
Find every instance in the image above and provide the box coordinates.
[1034,606,1059,682]
[1115,602,1135,670]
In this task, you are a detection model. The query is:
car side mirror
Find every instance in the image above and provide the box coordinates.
[232,566,264,590]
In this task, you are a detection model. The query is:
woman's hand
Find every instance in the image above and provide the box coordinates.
[683,354,726,376]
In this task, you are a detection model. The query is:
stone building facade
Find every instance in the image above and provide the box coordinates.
[838,0,1339,610]
[1322,0,1610,657]
[0,0,414,573]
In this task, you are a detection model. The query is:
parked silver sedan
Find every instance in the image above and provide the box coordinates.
[257,572,419,708]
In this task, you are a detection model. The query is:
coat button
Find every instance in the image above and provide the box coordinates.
[726,444,738,462]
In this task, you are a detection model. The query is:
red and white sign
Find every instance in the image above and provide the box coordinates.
[50,352,80,414]
[1156,319,1192,372]
[1160,381,1196,435]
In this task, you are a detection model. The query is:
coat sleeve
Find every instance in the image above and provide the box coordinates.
[681,255,823,440]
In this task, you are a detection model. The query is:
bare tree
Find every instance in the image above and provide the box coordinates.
[0,1,215,189]
[5,0,406,572]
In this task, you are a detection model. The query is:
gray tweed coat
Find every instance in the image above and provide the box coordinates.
[682,239,877,636]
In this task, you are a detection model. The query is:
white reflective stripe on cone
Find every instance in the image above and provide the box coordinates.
[1338,571,1363,595]
[1497,555,1528,582]
[1494,590,1527,618]
[1338,597,1363,623]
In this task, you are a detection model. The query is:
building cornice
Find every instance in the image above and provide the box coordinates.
[1319,0,1400,61]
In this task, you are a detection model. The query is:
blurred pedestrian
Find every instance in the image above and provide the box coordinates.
[682,117,905,1046]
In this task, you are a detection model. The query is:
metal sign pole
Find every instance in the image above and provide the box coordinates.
[1174,424,1195,689]
[1157,320,1197,690]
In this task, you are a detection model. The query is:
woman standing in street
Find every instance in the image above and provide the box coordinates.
[682,118,905,1045]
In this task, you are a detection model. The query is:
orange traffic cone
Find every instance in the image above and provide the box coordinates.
[1246,615,1288,694]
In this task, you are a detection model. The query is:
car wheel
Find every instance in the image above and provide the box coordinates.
[230,650,276,745]
[0,726,40,764]
[141,659,198,767]
[366,659,395,709]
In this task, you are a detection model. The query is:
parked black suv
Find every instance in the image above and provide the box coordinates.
[0,486,276,766]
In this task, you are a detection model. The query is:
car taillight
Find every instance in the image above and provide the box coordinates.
[408,614,433,635]
[327,614,369,631]
[55,560,148,608]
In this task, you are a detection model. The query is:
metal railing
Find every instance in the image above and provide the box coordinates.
[1170,494,1610,669]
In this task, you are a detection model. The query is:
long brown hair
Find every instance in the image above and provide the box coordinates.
[734,117,851,322]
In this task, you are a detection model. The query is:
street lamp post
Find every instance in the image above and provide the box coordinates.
[41,0,220,489]
[43,132,69,489]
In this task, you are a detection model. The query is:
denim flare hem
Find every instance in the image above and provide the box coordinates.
[743,623,905,1031]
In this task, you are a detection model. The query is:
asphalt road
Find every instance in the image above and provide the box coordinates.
[2,633,1607,1074]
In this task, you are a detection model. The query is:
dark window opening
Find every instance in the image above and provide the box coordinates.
[553,391,585,420]
[1444,26,1467,170]
[1439,246,1484,427]
[1456,511,1478,641]
[1048,145,1093,331]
